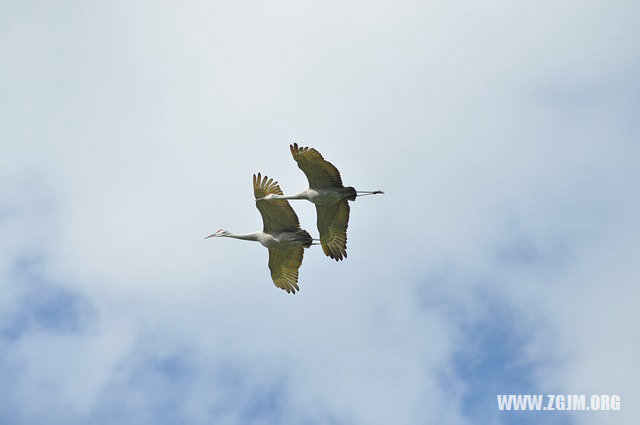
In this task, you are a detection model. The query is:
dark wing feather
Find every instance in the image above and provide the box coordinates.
[290,143,344,189]
[253,173,301,232]
[268,246,305,294]
[316,200,350,261]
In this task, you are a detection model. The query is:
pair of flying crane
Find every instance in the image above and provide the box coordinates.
[206,143,383,294]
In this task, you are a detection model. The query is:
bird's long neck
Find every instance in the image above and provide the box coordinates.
[276,190,309,200]
[225,231,261,241]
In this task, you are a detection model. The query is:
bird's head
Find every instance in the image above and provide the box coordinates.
[205,229,228,239]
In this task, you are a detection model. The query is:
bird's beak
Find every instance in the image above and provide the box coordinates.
[204,234,216,239]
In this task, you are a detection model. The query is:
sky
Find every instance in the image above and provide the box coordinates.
[1,1,639,424]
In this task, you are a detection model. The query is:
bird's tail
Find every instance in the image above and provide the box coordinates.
[298,229,313,248]
[345,187,357,202]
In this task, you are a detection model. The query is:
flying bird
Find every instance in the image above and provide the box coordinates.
[257,143,383,261]
[206,173,314,294]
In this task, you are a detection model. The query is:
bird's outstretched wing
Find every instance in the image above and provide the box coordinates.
[253,173,301,232]
[290,142,344,189]
[316,200,350,261]
[268,246,304,293]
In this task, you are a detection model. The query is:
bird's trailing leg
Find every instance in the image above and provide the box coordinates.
[356,190,384,197]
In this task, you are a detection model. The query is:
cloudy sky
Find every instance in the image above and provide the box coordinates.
[1,1,639,424]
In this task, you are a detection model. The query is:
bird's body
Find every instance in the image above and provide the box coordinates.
[260,230,313,249]
[257,143,383,261]
[206,173,313,294]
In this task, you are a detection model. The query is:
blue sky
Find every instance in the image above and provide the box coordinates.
[1,1,639,424]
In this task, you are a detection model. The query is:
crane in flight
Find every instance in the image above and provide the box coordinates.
[206,173,315,294]
[257,143,383,261]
